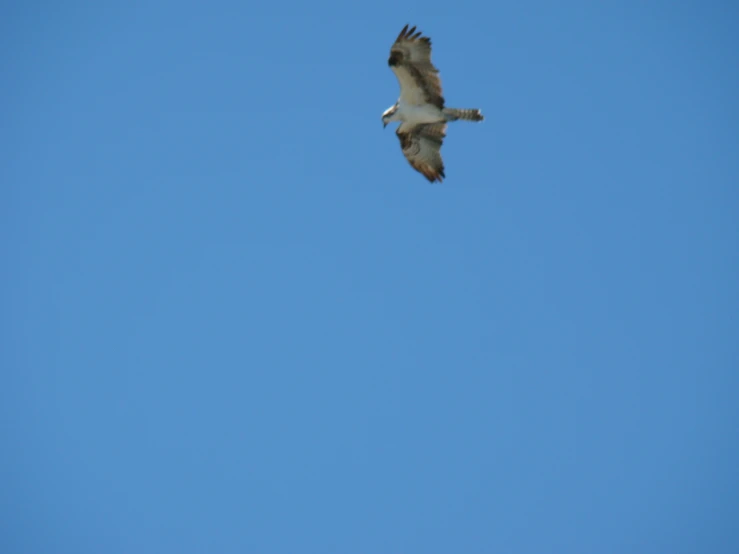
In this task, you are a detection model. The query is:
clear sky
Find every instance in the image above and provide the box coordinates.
[2,2,738,553]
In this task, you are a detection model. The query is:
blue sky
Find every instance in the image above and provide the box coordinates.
[2,2,738,552]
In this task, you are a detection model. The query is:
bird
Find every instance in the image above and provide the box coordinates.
[382,24,484,183]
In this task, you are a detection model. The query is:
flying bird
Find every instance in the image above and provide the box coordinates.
[382,24,484,183]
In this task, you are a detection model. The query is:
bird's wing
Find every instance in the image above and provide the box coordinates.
[396,123,447,182]
[388,24,444,108]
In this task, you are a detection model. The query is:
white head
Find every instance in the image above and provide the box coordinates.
[381,104,400,128]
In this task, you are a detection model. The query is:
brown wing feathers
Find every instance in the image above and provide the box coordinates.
[388,24,444,109]
[396,123,447,183]
[388,24,428,64]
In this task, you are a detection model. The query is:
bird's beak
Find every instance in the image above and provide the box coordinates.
[383,122,387,129]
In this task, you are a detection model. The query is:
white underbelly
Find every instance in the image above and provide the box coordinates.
[398,101,444,125]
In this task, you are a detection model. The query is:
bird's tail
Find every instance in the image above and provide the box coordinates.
[443,108,484,122]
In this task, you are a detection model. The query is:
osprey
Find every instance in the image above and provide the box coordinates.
[382,24,484,183]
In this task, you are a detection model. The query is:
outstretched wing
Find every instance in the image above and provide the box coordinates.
[388,24,444,109]
[396,123,447,183]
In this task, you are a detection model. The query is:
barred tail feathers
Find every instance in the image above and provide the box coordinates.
[443,108,484,122]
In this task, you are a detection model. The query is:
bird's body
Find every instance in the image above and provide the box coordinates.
[382,24,483,183]
[394,100,444,130]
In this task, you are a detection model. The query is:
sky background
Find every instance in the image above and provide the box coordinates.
[2,2,738,553]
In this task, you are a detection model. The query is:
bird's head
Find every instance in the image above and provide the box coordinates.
[381,104,399,128]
